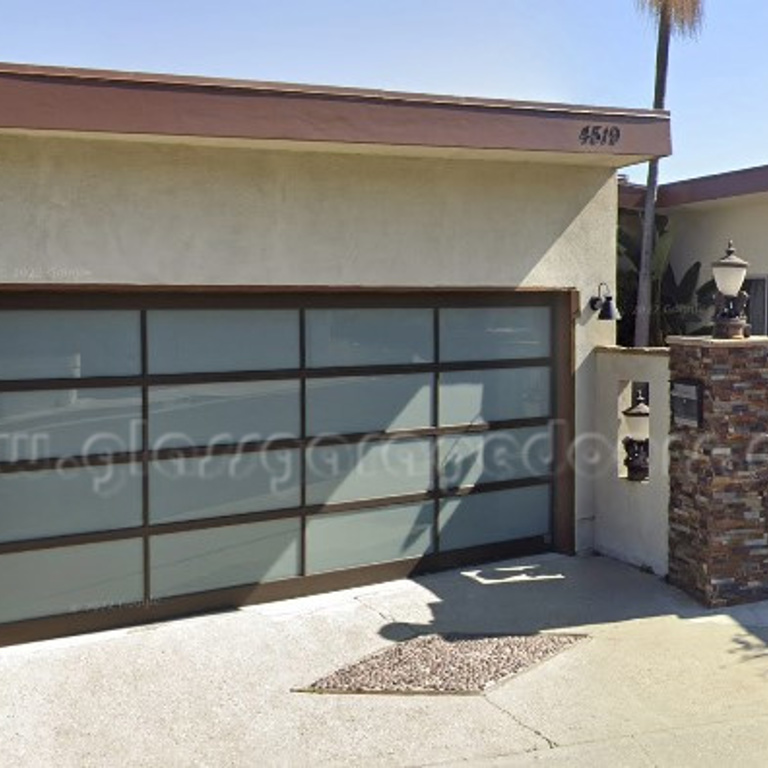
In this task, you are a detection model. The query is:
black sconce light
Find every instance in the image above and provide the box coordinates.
[622,394,650,482]
[712,240,750,340]
[589,283,621,321]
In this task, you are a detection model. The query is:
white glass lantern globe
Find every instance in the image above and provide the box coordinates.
[622,397,650,441]
[712,241,748,298]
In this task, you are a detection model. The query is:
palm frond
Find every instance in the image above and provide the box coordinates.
[636,0,704,37]
[651,228,674,281]
[696,278,718,308]
[677,262,701,303]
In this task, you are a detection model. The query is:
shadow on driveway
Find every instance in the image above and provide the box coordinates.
[377,554,768,653]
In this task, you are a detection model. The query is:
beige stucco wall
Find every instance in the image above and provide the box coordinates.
[667,194,768,284]
[594,347,670,576]
[0,132,619,551]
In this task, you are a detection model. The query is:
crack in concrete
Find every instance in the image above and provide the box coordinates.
[352,596,422,641]
[414,711,768,767]
[353,595,399,624]
[483,695,559,750]
[534,711,768,751]
[630,734,662,768]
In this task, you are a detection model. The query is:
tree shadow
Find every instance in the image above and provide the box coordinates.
[378,553,768,642]
[729,627,768,673]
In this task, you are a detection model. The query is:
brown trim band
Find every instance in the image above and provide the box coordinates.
[0,284,580,295]
[623,165,768,211]
[0,62,667,117]
[0,285,573,301]
[618,181,647,211]
[0,63,670,161]
[658,164,768,209]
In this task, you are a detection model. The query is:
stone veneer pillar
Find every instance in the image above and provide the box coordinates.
[668,336,768,607]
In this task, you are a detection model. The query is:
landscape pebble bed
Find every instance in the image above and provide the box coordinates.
[304,632,585,694]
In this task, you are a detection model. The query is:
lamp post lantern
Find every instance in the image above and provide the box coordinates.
[622,394,650,482]
[712,241,750,340]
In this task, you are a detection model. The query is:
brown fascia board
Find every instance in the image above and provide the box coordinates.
[657,165,768,209]
[618,180,647,210]
[0,61,670,161]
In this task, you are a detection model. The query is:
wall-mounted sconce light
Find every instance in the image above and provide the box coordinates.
[622,393,649,482]
[712,240,750,339]
[589,282,621,321]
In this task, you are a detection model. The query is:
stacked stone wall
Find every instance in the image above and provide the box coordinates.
[669,338,768,606]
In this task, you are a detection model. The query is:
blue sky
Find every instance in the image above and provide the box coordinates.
[0,1,764,182]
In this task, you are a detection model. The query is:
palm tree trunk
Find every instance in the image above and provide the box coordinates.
[634,7,671,347]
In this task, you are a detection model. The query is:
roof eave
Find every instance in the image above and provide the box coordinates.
[658,165,768,209]
[0,63,671,164]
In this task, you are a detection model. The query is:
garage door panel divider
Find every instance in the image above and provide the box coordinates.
[0,418,555,472]
[140,310,152,605]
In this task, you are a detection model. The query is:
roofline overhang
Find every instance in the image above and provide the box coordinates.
[618,180,648,210]
[620,164,768,212]
[658,165,768,209]
[0,62,671,166]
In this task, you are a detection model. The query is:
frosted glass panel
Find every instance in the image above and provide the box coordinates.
[147,310,299,373]
[149,451,300,523]
[0,540,143,624]
[149,380,300,450]
[440,367,550,426]
[440,307,550,361]
[306,374,432,436]
[0,388,142,462]
[306,309,433,367]
[0,311,140,380]
[151,519,300,598]
[306,438,432,505]
[439,426,552,489]
[439,486,550,551]
[0,465,142,543]
[306,502,434,574]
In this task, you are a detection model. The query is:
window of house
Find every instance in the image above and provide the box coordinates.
[745,277,768,335]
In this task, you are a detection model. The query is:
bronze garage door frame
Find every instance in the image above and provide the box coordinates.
[0,287,576,647]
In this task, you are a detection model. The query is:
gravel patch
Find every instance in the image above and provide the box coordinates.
[302,633,585,695]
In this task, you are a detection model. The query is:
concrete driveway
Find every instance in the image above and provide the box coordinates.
[2,553,768,767]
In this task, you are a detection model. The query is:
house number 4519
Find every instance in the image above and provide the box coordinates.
[579,125,621,147]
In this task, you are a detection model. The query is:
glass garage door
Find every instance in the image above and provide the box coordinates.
[0,295,565,642]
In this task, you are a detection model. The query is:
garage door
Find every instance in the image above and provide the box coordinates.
[0,291,574,646]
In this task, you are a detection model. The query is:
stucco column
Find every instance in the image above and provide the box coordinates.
[668,336,768,606]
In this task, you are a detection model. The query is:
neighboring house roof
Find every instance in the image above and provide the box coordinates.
[658,165,768,209]
[0,61,670,166]
[618,177,648,210]
[619,164,768,211]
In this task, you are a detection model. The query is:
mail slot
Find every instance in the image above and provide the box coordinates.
[671,379,703,429]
